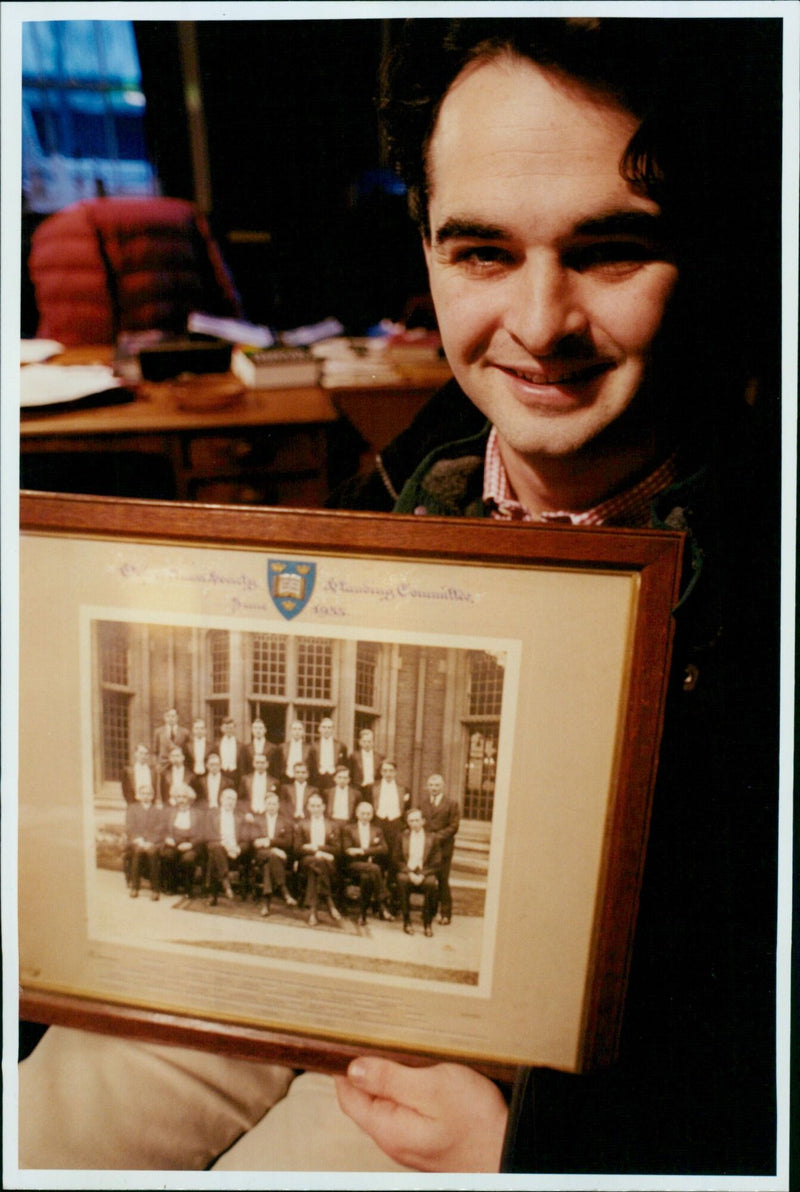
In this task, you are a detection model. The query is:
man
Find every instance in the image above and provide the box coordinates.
[163,745,197,807]
[196,752,224,809]
[120,744,157,806]
[370,759,411,871]
[270,719,315,784]
[325,763,359,825]
[394,809,439,937]
[244,718,272,773]
[250,790,298,917]
[214,716,247,790]
[206,788,253,904]
[417,774,460,924]
[279,760,317,822]
[161,783,206,897]
[187,718,211,778]
[240,753,274,815]
[349,727,384,793]
[295,792,341,926]
[124,784,165,900]
[309,717,349,791]
[19,20,780,1177]
[340,802,393,926]
[152,708,190,770]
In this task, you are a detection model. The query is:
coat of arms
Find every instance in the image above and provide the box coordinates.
[268,560,316,620]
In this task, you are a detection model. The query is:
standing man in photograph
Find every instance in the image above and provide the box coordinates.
[153,708,189,770]
[417,773,460,924]
[121,743,157,806]
[349,727,384,795]
[215,716,247,791]
[310,716,349,792]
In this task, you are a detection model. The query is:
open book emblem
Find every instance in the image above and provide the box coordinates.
[268,560,316,620]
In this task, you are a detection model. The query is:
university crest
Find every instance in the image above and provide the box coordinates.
[268,560,316,620]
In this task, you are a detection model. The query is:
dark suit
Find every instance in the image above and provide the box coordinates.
[125,802,165,893]
[394,829,440,927]
[205,805,253,896]
[214,737,248,790]
[417,793,460,919]
[153,724,190,768]
[161,804,206,894]
[161,765,200,806]
[350,749,385,792]
[325,783,360,824]
[195,770,225,809]
[269,742,316,783]
[249,809,296,898]
[309,739,349,789]
[370,779,412,862]
[240,770,277,814]
[341,820,389,913]
[295,816,340,909]
[279,780,318,821]
[121,761,158,805]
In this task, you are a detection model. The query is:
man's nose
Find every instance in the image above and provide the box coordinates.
[504,254,588,354]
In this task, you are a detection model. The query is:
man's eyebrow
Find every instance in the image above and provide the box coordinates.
[432,210,667,245]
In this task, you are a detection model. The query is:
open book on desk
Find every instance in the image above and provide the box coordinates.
[20,364,134,414]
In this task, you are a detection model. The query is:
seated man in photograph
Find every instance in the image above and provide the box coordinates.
[125,783,165,900]
[121,744,158,806]
[279,760,317,821]
[249,790,298,917]
[417,773,460,924]
[340,801,393,926]
[295,792,341,926]
[206,787,253,904]
[394,808,440,937]
[161,783,207,896]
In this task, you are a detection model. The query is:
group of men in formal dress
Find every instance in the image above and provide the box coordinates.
[122,710,461,936]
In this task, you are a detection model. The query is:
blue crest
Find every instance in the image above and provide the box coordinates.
[268,560,316,620]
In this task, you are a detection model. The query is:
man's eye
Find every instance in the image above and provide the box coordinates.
[452,245,512,269]
[568,242,661,275]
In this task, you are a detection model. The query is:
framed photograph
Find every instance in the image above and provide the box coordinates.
[18,491,684,1081]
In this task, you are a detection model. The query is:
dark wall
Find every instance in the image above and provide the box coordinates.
[135,19,428,332]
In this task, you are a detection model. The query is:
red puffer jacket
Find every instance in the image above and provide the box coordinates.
[28,196,242,344]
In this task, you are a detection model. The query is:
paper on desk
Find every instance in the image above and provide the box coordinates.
[20,339,65,364]
[20,364,123,408]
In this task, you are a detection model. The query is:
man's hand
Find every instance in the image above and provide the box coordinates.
[334,1057,507,1172]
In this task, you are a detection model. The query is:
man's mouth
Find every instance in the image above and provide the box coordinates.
[498,361,613,386]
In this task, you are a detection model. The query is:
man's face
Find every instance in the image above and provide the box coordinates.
[193,720,206,736]
[175,788,190,808]
[294,763,308,783]
[308,795,324,818]
[266,793,280,816]
[135,746,149,764]
[426,775,444,799]
[290,722,305,741]
[407,810,423,832]
[319,719,334,738]
[334,768,350,788]
[170,747,184,767]
[381,762,396,782]
[252,721,266,739]
[221,790,237,812]
[359,730,374,750]
[356,803,374,824]
[165,710,178,727]
[222,720,235,737]
[208,754,221,774]
[254,755,268,773]
[423,57,679,466]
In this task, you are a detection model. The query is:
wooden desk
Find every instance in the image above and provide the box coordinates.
[20,347,450,505]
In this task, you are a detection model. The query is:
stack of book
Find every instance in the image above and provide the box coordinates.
[231,345,320,389]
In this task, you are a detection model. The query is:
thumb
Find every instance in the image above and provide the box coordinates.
[346,1057,438,1116]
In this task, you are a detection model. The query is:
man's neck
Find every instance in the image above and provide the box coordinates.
[498,435,660,518]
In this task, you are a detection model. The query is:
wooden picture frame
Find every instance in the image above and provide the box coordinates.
[18,491,684,1081]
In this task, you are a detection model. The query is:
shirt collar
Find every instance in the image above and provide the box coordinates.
[482,426,678,528]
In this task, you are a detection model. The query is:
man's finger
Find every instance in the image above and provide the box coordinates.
[344,1057,440,1117]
